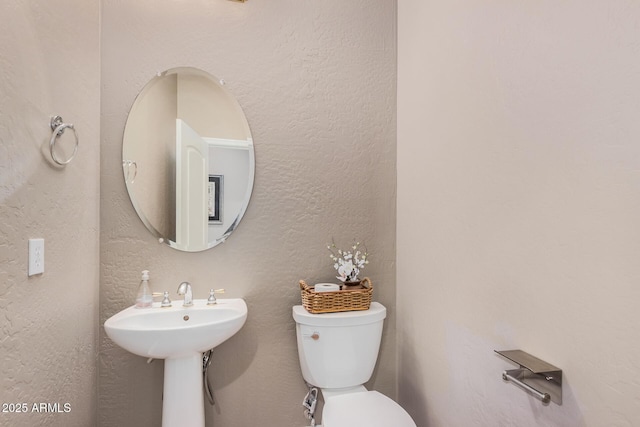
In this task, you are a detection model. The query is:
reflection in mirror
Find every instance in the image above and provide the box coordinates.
[122,67,254,252]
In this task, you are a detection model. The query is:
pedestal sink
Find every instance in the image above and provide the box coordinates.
[104,298,248,427]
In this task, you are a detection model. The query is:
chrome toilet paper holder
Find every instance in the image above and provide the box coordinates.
[495,349,562,405]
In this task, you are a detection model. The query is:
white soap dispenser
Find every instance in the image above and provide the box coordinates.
[135,270,153,308]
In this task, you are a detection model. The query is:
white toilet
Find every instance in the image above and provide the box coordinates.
[292,302,417,427]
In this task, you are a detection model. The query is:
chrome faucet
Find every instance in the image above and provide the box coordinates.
[177,282,193,307]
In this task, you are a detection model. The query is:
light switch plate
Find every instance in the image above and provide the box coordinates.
[28,238,44,276]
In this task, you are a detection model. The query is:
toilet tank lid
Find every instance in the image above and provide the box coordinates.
[292,302,386,326]
[323,391,416,427]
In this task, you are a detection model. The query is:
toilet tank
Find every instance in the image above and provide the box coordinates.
[292,302,386,389]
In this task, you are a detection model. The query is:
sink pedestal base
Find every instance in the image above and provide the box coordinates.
[163,354,205,427]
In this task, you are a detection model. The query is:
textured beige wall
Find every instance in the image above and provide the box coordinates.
[0,1,100,426]
[398,2,640,426]
[99,1,397,426]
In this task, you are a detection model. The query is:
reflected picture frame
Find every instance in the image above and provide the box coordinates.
[208,175,223,223]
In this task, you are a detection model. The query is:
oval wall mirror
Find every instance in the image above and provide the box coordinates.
[122,67,254,252]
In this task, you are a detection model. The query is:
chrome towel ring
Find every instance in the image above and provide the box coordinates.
[49,115,79,165]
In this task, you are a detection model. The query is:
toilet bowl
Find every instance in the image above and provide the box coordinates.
[293,302,416,427]
[323,389,415,427]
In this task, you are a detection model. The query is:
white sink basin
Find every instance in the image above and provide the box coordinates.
[104,298,247,359]
[104,298,247,427]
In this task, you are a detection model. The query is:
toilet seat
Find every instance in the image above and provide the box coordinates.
[322,391,416,427]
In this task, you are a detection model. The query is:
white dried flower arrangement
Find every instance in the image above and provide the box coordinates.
[327,239,369,283]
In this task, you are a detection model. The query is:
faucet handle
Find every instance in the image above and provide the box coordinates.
[207,288,225,305]
[160,291,172,308]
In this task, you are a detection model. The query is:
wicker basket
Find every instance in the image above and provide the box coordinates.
[299,277,373,314]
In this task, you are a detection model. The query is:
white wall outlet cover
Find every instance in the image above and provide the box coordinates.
[28,238,44,276]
